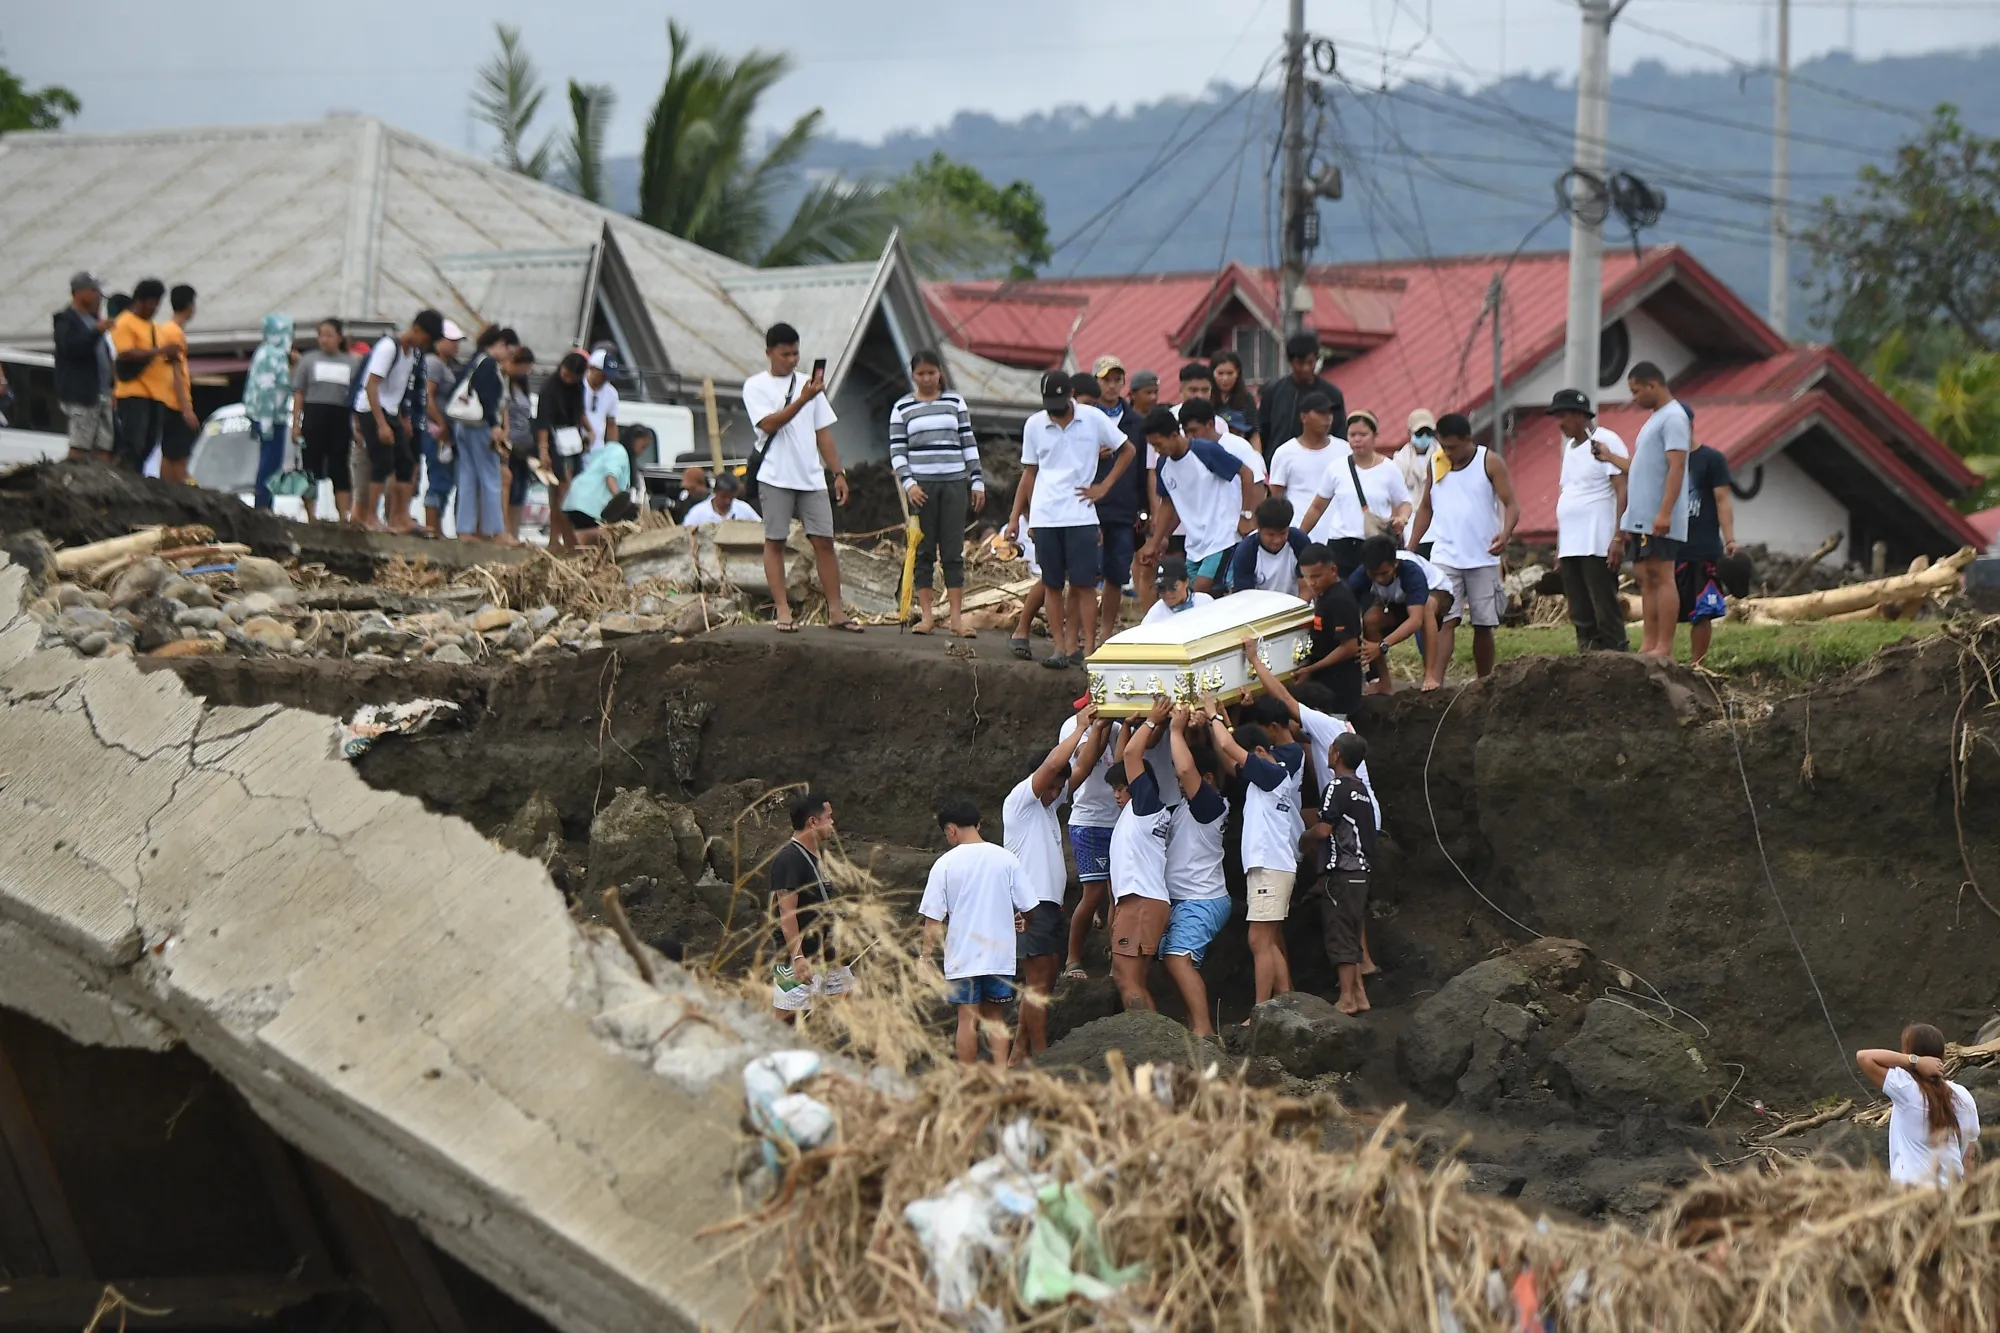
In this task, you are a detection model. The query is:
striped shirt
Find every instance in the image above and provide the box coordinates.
[888,391,983,488]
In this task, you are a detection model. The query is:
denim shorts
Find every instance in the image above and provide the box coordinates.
[1161,896,1232,967]
[1033,524,1101,590]
[945,974,1017,1005]
[1099,521,1137,589]
[1069,825,1113,883]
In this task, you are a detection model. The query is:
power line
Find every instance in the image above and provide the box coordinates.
[1611,9,1930,123]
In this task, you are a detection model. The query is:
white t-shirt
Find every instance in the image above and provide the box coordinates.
[1167,784,1230,902]
[1140,590,1214,625]
[682,496,760,526]
[1023,406,1127,530]
[1061,714,1117,829]
[1002,775,1067,907]
[584,378,620,452]
[917,841,1036,981]
[1297,705,1381,826]
[1556,427,1630,559]
[743,370,838,493]
[1108,769,1173,901]
[1883,1066,1980,1187]
[1251,540,1301,593]
[1239,744,1305,873]
[1268,436,1348,504]
[1217,429,1267,483]
[1351,458,1412,520]
[1308,456,1366,542]
[351,338,418,415]
[1157,438,1247,562]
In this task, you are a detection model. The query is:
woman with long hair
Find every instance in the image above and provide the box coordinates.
[1857,1024,1981,1187]
[1209,351,1260,450]
[534,351,590,549]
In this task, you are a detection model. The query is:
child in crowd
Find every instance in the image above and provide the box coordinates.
[1348,534,1455,692]
[920,800,1037,1067]
[1312,733,1378,1014]
[1226,495,1313,596]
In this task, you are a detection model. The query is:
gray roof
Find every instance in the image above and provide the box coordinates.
[0,115,1039,418]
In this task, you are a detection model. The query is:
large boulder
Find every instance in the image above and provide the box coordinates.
[496,792,564,861]
[1247,992,1376,1077]
[692,780,788,884]
[1045,975,1123,1045]
[232,555,297,601]
[1550,999,1724,1122]
[109,556,174,608]
[1399,939,1604,1100]
[586,788,687,896]
[1400,958,1529,1098]
[1037,1011,1223,1080]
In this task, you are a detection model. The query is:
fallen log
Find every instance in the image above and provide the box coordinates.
[1755,1097,1854,1144]
[1731,546,1975,623]
[53,525,213,575]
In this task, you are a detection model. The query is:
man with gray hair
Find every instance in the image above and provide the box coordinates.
[52,272,115,461]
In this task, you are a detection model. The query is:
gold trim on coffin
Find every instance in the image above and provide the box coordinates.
[1084,606,1314,666]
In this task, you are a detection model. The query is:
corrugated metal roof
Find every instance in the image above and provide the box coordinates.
[432,247,594,362]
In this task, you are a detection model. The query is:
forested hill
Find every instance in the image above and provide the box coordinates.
[606,46,2000,332]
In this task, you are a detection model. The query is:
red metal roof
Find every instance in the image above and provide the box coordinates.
[1972,506,2000,545]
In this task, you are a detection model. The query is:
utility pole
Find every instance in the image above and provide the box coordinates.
[1488,275,1506,457]
[1280,0,1310,338]
[1769,0,1791,336]
[1562,0,1623,399]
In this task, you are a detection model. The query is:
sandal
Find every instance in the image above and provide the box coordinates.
[910,623,934,636]
[1062,965,1088,982]
[1010,637,1032,660]
[775,619,800,634]
[950,628,978,640]
[832,619,865,633]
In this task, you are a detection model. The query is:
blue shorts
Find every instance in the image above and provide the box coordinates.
[1161,896,1232,968]
[1070,825,1113,883]
[1099,521,1137,589]
[945,974,1017,1005]
[1189,549,1229,584]
[1033,524,1101,591]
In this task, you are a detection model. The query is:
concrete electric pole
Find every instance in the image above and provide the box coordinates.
[1562,0,1625,400]
[1769,0,1791,336]
[1280,0,1311,338]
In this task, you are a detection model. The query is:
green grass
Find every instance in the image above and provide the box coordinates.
[1418,619,1944,684]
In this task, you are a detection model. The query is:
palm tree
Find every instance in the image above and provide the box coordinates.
[636,21,887,267]
[562,81,618,207]
[472,23,552,181]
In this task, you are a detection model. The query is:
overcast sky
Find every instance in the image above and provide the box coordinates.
[8,0,1999,157]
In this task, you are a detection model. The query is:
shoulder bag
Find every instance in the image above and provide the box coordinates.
[1347,454,1394,539]
[742,373,796,506]
[446,354,488,424]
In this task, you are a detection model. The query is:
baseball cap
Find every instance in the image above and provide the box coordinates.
[69,271,102,294]
[412,309,446,340]
[1129,369,1160,392]
[588,347,619,373]
[440,318,466,342]
[1547,388,1594,415]
[1039,370,1072,399]
[1092,354,1125,379]
[1408,408,1438,434]
[1156,556,1190,586]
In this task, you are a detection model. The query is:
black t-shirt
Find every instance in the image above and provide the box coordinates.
[1306,580,1364,717]
[1321,772,1379,872]
[768,839,835,961]
[1682,444,1732,561]
[1091,400,1146,525]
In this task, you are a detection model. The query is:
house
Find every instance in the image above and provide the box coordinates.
[928,250,1987,563]
[0,116,1040,466]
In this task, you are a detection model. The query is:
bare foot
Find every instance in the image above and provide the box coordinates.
[1419,678,1442,692]
[1356,992,1371,1013]
[1336,996,1362,1015]
[1363,680,1394,696]
[1361,957,1380,977]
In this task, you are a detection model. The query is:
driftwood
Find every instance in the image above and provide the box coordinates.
[1731,547,1975,623]
[1771,530,1844,596]
[1755,1097,1854,1144]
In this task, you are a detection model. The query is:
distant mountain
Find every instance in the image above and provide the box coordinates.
[603,47,2000,333]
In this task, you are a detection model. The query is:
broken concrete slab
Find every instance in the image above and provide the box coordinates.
[0,549,805,1333]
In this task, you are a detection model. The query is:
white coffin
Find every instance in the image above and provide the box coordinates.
[1084,590,1315,717]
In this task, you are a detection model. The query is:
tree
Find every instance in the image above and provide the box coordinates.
[1807,106,2000,365]
[884,152,1050,280]
[562,81,618,207]
[472,23,552,181]
[1864,331,2000,512]
[0,49,80,133]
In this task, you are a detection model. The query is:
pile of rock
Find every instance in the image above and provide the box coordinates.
[21,551,736,665]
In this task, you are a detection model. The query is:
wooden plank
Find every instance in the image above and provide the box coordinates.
[0,1274,345,1327]
[378,1210,472,1333]
[0,1036,91,1278]
[225,1092,337,1285]
[302,1160,453,1333]
[0,1145,54,1277]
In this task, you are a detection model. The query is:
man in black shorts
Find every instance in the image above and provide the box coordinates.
[1676,442,1737,666]
[351,309,444,533]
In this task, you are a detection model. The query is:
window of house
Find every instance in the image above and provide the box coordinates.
[1233,325,1278,383]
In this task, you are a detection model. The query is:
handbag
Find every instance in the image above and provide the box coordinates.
[446,355,486,423]
[743,372,796,506]
[1348,455,1394,540]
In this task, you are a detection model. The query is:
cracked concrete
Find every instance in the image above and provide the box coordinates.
[0,550,796,1332]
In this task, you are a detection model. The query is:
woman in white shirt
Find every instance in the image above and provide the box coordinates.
[1857,1024,1981,1188]
[1344,411,1413,543]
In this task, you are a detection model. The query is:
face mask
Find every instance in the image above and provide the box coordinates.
[1411,430,1436,453]
[1042,395,1071,415]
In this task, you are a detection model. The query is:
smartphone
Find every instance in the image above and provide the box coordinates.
[811,357,827,378]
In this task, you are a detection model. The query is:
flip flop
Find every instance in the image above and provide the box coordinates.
[775,619,800,634]
[950,629,978,640]
[1010,637,1032,660]
[1062,965,1088,982]
[832,619,866,633]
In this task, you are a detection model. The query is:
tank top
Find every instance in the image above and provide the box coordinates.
[1427,446,1501,569]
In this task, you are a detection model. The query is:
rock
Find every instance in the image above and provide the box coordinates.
[501,619,533,653]
[108,556,174,607]
[232,556,295,599]
[659,801,709,885]
[125,595,182,652]
[1400,957,1530,1097]
[1461,1163,1526,1196]
[348,621,422,656]
[179,580,219,608]
[159,575,199,603]
[0,532,58,588]
[432,643,472,666]
[1550,999,1724,1122]
[692,779,784,880]
[237,591,281,617]
[147,638,226,659]
[527,605,560,632]
[668,595,725,637]
[1518,1174,1603,1218]
[584,788,689,897]
[1037,1011,1224,1080]
[239,615,289,639]
[496,792,564,859]
[102,642,134,659]
[598,613,667,639]
[521,631,561,660]
[1247,992,1375,1077]
[636,595,663,615]
[60,605,116,635]
[73,631,109,656]
[1484,1000,1540,1046]
[1046,975,1123,1045]
[471,607,521,633]
[56,583,109,610]
[174,606,228,631]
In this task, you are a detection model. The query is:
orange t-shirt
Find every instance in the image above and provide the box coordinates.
[159,321,191,409]
[111,310,175,404]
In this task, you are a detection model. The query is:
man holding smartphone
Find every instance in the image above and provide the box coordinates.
[1550,388,1631,653]
[744,322,858,633]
